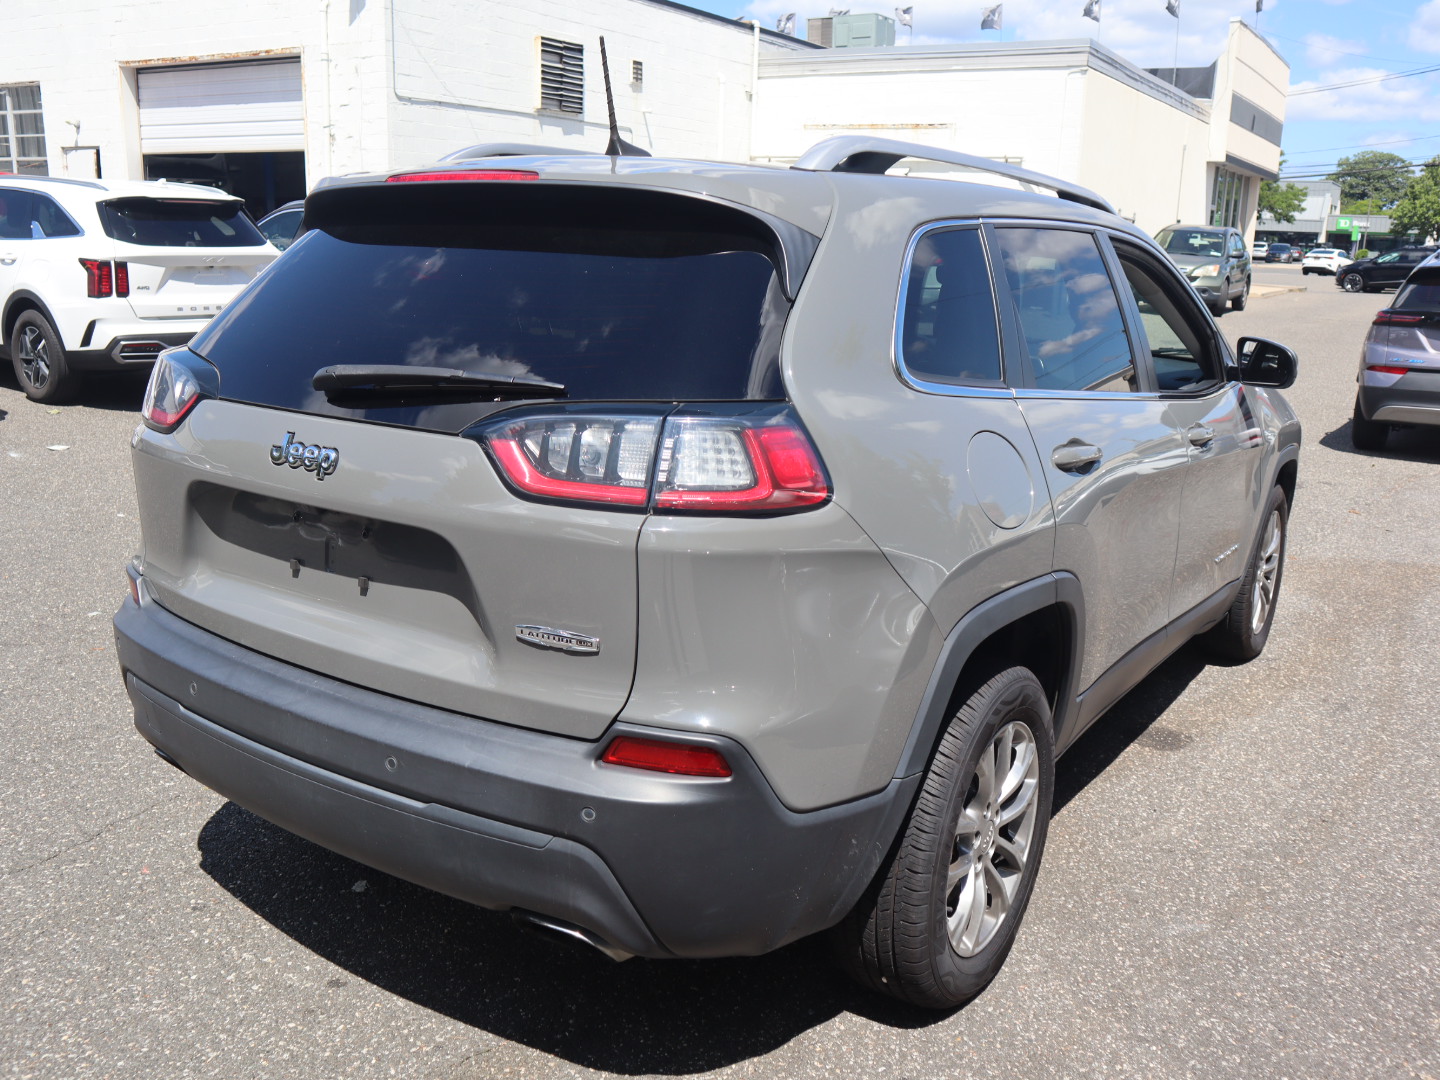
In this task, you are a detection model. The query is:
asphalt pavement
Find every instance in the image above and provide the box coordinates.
[1,278,1437,1079]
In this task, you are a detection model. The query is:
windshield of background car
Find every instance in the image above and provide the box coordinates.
[99,198,266,247]
[187,183,794,432]
[1393,268,1440,311]
[1155,228,1226,258]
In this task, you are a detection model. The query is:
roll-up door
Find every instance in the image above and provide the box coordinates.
[138,60,303,153]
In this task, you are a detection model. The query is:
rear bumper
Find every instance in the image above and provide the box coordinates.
[68,330,197,370]
[1357,374,1440,427]
[114,588,915,960]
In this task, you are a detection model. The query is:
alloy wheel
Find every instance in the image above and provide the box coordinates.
[945,720,1041,957]
[17,325,51,391]
[1250,508,1283,636]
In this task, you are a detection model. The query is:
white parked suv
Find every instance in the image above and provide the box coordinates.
[0,175,276,402]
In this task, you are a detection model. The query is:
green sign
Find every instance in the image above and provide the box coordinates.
[1337,216,1352,229]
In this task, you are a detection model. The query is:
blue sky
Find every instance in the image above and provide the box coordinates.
[688,0,1440,183]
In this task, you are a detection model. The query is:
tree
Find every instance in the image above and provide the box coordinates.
[1391,160,1440,243]
[1327,151,1414,210]
[1258,178,1307,223]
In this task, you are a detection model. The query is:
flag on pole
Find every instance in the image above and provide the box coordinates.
[1255,0,1263,11]
[1083,0,1100,22]
[1165,0,1179,16]
[895,6,914,27]
[777,12,797,34]
[981,4,1002,30]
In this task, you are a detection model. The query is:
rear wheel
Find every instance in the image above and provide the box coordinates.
[1206,486,1287,662]
[837,667,1054,1009]
[1341,272,1366,293]
[1350,394,1390,451]
[10,310,78,403]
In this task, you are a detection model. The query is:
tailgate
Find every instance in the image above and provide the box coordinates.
[131,401,643,739]
[120,248,274,319]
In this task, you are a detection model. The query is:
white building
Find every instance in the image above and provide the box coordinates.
[0,0,812,215]
[753,18,1287,239]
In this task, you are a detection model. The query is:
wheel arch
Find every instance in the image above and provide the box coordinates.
[2,291,65,352]
[892,574,1084,781]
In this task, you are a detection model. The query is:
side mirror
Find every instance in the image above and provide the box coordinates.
[1235,336,1297,389]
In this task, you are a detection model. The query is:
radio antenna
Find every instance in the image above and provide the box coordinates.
[600,37,650,157]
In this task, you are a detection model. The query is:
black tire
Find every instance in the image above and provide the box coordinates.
[1350,394,1389,451]
[10,310,78,403]
[1231,277,1250,311]
[1205,486,1288,662]
[837,667,1055,1010]
[1302,268,1311,276]
[1341,272,1366,293]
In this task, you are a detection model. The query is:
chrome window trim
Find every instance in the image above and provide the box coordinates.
[891,218,1011,398]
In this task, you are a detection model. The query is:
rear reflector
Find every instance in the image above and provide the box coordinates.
[1368,365,1416,376]
[386,170,540,183]
[600,736,733,777]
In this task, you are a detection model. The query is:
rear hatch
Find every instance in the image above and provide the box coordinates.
[98,197,274,318]
[136,177,814,738]
[1370,267,1440,367]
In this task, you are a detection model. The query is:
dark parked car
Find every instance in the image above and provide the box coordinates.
[1338,247,1434,292]
[115,136,1301,1010]
[1265,242,1294,263]
[256,199,305,251]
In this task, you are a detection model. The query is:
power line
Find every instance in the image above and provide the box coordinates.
[1262,30,1415,68]
[1288,61,1440,96]
[1285,134,1440,159]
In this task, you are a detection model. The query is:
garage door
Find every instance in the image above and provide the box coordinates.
[138,60,303,153]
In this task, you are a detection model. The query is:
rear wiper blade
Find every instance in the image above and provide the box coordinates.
[312,364,566,397]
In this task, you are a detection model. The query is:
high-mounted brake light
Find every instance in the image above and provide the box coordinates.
[601,736,732,777]
[474,407,830,515]
[386,170,540,183]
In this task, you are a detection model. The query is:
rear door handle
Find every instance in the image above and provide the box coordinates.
[1187,424,1215,449]
[1051,441,1103,473]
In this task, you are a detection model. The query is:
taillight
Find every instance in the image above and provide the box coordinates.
[80,258,113,298]
[385,169,539,182]
[80,259,130,298]
[1373,310,1424,326]
[141,349,218,432]
[600,736,732,777]
[472,406,830,514]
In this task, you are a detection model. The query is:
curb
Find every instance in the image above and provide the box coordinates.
[1250,284,1306,299]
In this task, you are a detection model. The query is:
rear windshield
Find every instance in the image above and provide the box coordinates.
[1394,269,1440,311]
[190,185,792,431]
[100,198,265,247]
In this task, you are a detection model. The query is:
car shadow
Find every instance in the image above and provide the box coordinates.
[1319,418,1440,464]
[193,644,1214,1071]
[0,368,149,413]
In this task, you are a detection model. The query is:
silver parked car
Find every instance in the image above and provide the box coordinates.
[115,137,1300,1009]
[1352,251,1440,450]
[1153,224,1251,314]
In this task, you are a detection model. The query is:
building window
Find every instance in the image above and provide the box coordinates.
[1210,166,1249,230]
[540,38,584,114]
[0,84,47,175]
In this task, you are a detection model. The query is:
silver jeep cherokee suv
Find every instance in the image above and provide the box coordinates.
[115,138,1301,1009]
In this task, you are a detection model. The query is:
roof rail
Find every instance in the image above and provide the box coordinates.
[438,143,602,162]
[0,173,106,190]
[791,136,1116,215]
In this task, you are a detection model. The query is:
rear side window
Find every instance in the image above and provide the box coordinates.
[0,189,81,238]
[898,227,1002,386]
[992,227,1134,393]
[99,198,265,247]
[190,184,795,430]
[1394,268,1440,311]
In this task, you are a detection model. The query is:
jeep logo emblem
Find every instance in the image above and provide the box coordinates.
[270,432,339,480]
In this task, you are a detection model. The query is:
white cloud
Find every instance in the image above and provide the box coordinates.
[1302,31,1357,66]
[1410,0,1440,53]
[1286,65,1440,124]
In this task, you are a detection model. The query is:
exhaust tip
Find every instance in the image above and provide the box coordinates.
[511,910,634,962]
